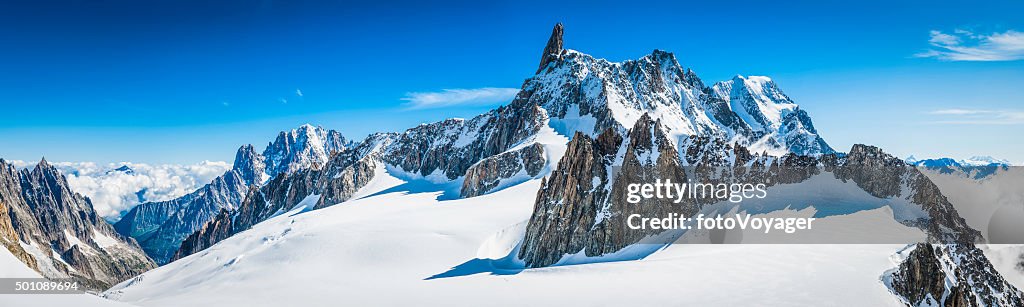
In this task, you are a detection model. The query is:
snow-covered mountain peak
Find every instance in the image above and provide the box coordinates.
[526,26,830,156]
[232,144,266,185]
[963,155,1011,166]
[530,46,717,142]
[712,75,798,132]
[262,124,347,176]
[229,125,346,184]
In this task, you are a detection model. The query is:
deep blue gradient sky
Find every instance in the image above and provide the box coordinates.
[2,0,1022,164]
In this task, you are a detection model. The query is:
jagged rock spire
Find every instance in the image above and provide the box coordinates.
[232,144,265,185]
[537,23,564,74]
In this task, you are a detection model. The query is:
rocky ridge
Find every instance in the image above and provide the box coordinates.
[0,158,155,291]
[886,243,1023,306]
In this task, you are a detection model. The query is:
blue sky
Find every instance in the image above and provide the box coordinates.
[1,0,1022,164]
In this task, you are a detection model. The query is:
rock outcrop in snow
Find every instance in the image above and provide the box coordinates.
[886,243,1024,306]
[461,143,546,197]
[520,114,701,267]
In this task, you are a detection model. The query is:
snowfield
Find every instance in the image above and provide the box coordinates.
[0,244,134,306]
[100,170,911,306]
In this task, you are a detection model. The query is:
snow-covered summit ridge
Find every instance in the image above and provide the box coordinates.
[232,124,348,184]
[529,24,832,156]
[712,75,798,131]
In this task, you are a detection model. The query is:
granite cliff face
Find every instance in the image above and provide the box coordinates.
[537,23,564,74]
[0,159,155,291]
[886,243,1024,306]
[0,162,36,271]
[520,114,700,267]
[461,143,546,197]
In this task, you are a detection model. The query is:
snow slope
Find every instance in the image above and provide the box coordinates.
[0,248,134,306]
[104,170,908,306]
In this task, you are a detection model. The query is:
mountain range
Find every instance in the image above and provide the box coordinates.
[0,159,154,291]
[907,155,1012,179]
[1,23,1020,306]
[113,124,347,264]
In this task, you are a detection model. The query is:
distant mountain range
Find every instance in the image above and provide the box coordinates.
[907,155,1011,179]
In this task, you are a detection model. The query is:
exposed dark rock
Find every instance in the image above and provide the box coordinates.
[537,23,564,74]
[461,143,546,197]
[171,208,234,262]
[836,145,981,243]
[519,128,621,268]
[520,114,699,268]
[382,102,547,180]
[887,243,1023,306]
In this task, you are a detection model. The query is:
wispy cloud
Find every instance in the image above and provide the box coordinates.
[928,108,1024,125]
[915,29,1024,61]
[400,87,519,110]
[296,89,303,97]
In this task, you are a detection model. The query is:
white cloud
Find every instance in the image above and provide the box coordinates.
[11,161,232,221]
[296,89,303,97]
[929,109,992,115]
[916,29,1024,61]
[928,108,1024,125]
[400,87,519,109]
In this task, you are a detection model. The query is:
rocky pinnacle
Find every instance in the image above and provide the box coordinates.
[537,23,564,74]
